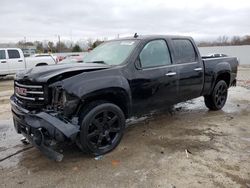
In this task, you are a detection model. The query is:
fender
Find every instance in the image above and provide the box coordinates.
[211,61,232,91]
[214,61,232,76]
[62,74,130,98]
[61,71,132,114]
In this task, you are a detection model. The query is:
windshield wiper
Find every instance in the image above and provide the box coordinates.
[85,61,108,65]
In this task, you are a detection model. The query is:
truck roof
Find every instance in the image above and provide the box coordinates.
[112,35,193,41]
[0,48,21,50]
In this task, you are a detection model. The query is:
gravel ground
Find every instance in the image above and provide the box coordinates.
[0,67,250,188]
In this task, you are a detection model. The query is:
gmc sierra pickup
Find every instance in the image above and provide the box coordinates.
[10,35,238,161]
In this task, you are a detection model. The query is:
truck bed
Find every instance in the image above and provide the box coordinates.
[202,56,238,95]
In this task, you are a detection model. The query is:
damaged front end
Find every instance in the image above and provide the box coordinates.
[10,81,81,161]
[49,82,80,118]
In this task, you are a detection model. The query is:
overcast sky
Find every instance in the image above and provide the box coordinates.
[1,0,250,43]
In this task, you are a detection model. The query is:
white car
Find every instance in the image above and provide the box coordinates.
[31,53,58,62]
[0,48,56,76]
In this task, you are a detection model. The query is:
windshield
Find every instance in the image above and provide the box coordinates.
[84,40,138,65]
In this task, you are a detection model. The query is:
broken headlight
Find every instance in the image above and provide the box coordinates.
[51,87,80,117]
[61,91,80,117]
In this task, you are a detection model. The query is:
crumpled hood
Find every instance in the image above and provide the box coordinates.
[15,63,110,83]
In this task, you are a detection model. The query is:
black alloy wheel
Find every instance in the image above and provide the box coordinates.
[204,80,228,110]
[214,83,227,108]
[79,101,125,155]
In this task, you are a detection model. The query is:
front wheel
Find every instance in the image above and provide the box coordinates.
[204,80,228,110]
[78,101,125,156]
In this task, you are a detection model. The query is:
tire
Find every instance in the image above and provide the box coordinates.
[78,101,125,156]
[204,80,228,110]
[36,63,48,66]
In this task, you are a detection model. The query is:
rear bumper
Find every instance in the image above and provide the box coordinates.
[10,95,80,161]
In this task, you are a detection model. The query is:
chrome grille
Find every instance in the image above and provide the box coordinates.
[14,81,46,109]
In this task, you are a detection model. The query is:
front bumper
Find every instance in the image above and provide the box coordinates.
[10,95,80,161]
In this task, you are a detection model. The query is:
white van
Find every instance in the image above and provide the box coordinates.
[0,48,56,76]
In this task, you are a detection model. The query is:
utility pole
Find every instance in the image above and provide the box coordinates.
[58,35,61,53]
[70,30,73,44]
[24,36,26,49]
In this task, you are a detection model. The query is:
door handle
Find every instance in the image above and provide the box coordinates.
[18,60,23,62]
[1,60,7,63]
[194,67,202,71]
[165,72,177,76]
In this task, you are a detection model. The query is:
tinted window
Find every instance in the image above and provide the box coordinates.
[0,50,6,60]
[172,39,196,64]
[8,50,20,59]
[139,40,171,68]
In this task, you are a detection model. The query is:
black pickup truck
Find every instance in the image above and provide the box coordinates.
[11,35,238,161]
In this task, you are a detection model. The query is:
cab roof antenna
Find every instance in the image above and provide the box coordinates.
[134,33,138,38]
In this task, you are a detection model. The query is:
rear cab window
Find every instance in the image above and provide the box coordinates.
[7,50,20,59]
[0,50,6,59]
[171,39,197,64]
[139,39,172,68]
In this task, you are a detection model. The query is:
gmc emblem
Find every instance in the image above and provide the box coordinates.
[15,87,27,96]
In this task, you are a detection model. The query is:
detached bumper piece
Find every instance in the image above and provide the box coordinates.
[10,95,80,161]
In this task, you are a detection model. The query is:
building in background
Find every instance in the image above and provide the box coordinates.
[21,46,36,57]
[0,43,36,57]
[0,43,16,48]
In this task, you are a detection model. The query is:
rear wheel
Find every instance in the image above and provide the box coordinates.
[78,101,125,156]
[204,80,228,110]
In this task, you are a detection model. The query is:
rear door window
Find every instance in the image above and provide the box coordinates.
[7,50,20,59]
[139,40,172,68]
[0,50,6,59]
[172,39,196,64]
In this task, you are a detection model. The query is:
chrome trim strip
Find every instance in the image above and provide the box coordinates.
[141,62,198,71]
[165,72,177,76]
[194,67,203,71]
[10,99,29,113]
[16,93,35,101]
[16,93,45,101]
[26,91,44,94]
[15,82,43,89]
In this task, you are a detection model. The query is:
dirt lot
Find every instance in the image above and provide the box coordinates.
[0,67,250,188]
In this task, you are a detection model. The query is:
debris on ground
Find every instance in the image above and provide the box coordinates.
[175,107,182,111]
[72,166,79,171]
[111,160,120,166]
[185,149,192,158]
[94,155,103,160]
[20,137,29,145]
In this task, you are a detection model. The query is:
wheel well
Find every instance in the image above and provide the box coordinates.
[216,72,230,87]
[78,90,130,118]
[36,62,48,66]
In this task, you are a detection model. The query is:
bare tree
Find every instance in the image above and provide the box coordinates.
[86,38,94,49]
[231,36,241,45]
[217,36,229,45]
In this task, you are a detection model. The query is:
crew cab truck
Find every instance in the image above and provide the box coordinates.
[10,35,238,161]
[0,48,56,77]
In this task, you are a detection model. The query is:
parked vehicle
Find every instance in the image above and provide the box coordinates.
[0,48,56,77]
[31,53,58,62]
[10,35,238,161]
[59,55,84,64]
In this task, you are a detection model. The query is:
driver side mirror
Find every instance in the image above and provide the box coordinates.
[135,58,142,70]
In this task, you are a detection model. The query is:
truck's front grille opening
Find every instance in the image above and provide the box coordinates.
[14,81,46,109]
